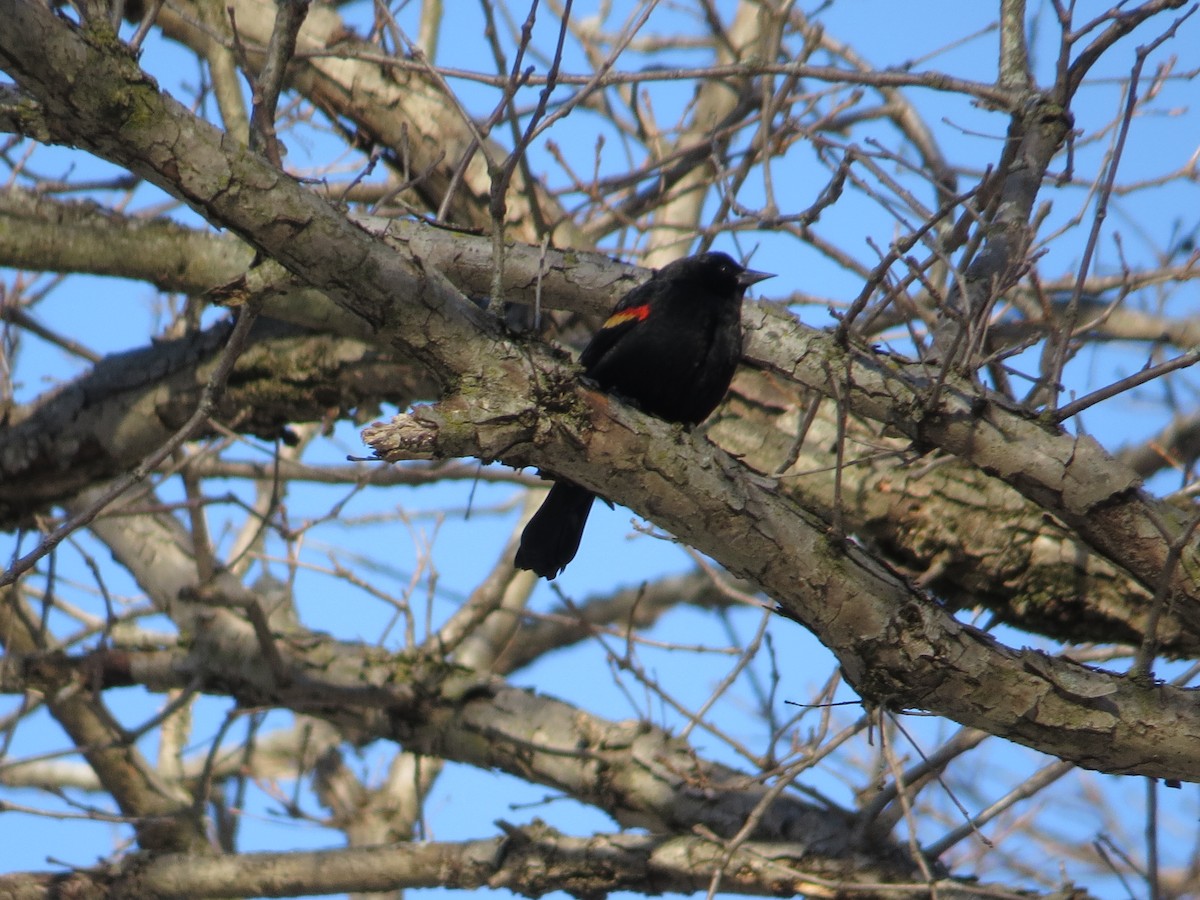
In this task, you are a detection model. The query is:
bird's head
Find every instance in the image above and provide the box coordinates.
[661,251,774,296]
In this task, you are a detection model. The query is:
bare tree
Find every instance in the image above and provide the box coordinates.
[1,1,1198,898]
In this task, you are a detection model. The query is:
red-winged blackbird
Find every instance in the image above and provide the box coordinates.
[514,251,774,579]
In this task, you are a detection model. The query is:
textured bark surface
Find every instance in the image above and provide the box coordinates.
[1,0,1197,897]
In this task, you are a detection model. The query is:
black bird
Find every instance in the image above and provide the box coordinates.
[514,251,774,579]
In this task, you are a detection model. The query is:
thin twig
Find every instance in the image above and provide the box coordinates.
[1053,344,1200,423]
[1046,17,1188,409]
[248,0,311,165]
[128,0,165,52]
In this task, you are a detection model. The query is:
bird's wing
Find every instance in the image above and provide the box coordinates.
[579,280,656,373]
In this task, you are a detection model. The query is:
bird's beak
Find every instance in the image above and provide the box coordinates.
[737,268,774,288]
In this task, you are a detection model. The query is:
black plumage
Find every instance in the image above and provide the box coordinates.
[514,251,773,579]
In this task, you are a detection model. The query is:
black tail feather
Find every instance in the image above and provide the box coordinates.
[514,482,596,578]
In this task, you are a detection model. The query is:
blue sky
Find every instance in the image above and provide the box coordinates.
[2,2,1199,896]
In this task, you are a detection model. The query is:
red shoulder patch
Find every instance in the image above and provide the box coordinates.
[603,304,651,328]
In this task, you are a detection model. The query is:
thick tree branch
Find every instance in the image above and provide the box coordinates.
[0,180,1190,651]
[0,2,1182,608]
[0,827,1056,900]
[4,0,1199,782]
[158,0,583,244]
[740,306,1200,627]
[364,388,1200,784]
[710,387,1192,656]
[0,318,430,528]
[73,492,906,865]
[0,590,204,853]
[0,184,252,292]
